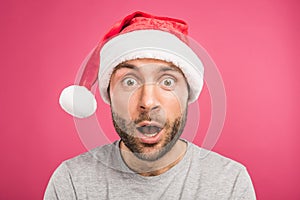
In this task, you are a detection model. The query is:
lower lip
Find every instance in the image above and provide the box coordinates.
[136,129,164,144]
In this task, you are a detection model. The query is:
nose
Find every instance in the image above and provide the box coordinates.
[139,84,160,112]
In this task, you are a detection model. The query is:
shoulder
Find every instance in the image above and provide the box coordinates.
[188,142,247,173]
[59,142,118,174]
[186,142,256,199]
[44,143,119,199]
[186,142,251,186]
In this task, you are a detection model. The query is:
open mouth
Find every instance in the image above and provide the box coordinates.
[136,125,162,137]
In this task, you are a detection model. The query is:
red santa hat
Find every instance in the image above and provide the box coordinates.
[59,11,204,118]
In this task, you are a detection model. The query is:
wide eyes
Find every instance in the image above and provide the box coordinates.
[122,77,138,87]
[160,78,175,90]
[121,76,176,90]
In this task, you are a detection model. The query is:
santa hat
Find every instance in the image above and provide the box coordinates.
[59,11,204,118]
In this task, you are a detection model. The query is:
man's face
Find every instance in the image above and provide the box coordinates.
[109,59,189,161]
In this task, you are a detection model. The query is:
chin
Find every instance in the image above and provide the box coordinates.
[133,142,166,161]
[130,135,179,161]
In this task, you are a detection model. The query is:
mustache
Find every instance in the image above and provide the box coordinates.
[133,111,166,125]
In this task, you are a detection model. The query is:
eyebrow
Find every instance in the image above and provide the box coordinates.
[158,65,182,73]
[114,63,139,72]
[113,62,184,75]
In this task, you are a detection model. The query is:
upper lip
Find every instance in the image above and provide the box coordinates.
[136,121,163,128]
[136,121,163,135]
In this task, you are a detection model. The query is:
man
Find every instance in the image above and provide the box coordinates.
[45,11,256,199]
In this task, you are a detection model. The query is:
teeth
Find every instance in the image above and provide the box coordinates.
[143,132,158,137]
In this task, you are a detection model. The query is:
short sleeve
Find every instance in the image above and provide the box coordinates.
[44,162,77,200]
[231,167,256,200]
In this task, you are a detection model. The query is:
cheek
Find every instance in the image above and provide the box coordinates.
[158,89,188,119]
[127,89,145,120]
[111,87,148,121]
[111,86,145,120]
[110,88,132,119]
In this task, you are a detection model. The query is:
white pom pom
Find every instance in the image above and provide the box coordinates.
[59,85,97,118]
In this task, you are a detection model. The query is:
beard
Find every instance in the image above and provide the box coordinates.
[111,108,187,162]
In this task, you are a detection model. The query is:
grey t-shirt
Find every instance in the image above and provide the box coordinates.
[44,140,256,200]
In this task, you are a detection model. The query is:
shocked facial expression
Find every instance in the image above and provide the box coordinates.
[109,59,189,161]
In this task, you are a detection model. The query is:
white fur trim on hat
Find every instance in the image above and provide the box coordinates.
[59,85,97,118]
[98,30,204,104]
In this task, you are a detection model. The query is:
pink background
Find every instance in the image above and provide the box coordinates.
[0,0,299,199]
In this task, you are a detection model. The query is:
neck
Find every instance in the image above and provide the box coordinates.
[119,140,187,176]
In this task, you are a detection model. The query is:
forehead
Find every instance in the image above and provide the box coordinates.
[112,58,184,76]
